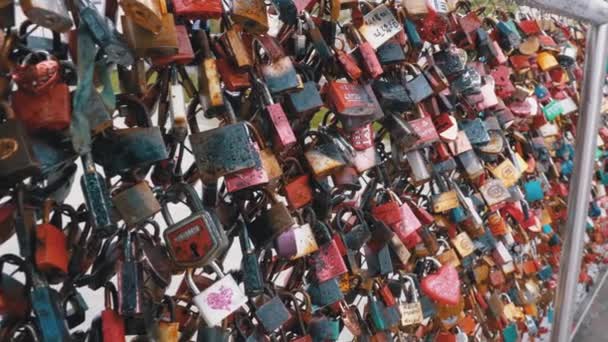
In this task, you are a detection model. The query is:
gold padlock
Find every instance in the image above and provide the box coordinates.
[231,0,269,34]
[120,0,166,34]
[20,0,72,32]
[451,232,475,258]
[537,51,559,71]
[222,26,252,69]
[121,13,178,57]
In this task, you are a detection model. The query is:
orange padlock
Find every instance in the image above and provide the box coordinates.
[35,200,68,277]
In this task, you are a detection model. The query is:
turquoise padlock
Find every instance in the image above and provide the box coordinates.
[308,278,344,308]
[502,323,519,342]
[450,206,467,223]
[543,100,564,121]
[537,265,553,281]
[561,160,574,177]
[524,180,544,202]
[309,315,340,341]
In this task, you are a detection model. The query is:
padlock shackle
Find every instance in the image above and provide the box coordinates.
[104,281,119,310]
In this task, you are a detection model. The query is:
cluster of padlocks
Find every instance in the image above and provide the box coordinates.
[0,0,607,341]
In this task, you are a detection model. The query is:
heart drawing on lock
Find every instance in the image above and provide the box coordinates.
[420,265,461,306]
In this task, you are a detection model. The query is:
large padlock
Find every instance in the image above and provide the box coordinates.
[20,0,72,32]
[120,0,165,33]
[186,263,248,327]
[162,182,226,268]
[11,51,71,132]
[121,12,178,57]
[190,122,260,181]
[0,101,40,186]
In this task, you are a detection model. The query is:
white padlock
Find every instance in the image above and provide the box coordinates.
[186,262,247,327]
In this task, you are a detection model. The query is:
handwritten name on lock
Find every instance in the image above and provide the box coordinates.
[359,5,402,49]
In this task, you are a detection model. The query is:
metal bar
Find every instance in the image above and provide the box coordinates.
[551,23,608,342]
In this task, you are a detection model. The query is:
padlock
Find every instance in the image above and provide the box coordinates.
[312,223,348,282]
[151,25,195,66]
[112,182,161,227]
[35,200,68,279]
[0,101,41,187]
[190,121,260,181]
[420,257,461,306]
[304,130,350,178]
[173,0,223,19]
[326,80,376,119]
[116,230,144,316]
[24,256,72,341]
[402,63,434,103]
[11,51,71,132]
[281,158,314,210]
[254,287,292,332]
[196,29,224,109]
[20,0,72,32]
[0,254,30,320]
[253,36,299,94]
[248,189,295,247]
[219,25,253,70]
[223,124,274,193]
[120,0,165,33]
[100,282,126,342]
[162,182,226,267]
[80,154,117,238]
[121,12,178,57]
[78,0,134,66]
[398,274,423,327]
[402,0,429,16]
[344,23,383,79]
[0,1,14,29]
[334,38,363,80]
[275,211,319,260]
[231,0,268,34]
[157,295,180,342]
[186,263,248,327]
[239,222,264,297]
[254,77,297,151]
[285,73,324,116]
[358,3,402,49]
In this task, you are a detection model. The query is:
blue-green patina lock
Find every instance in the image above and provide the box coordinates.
[524,179,544,202]
[308,278,344,308]
[190,122,260,181]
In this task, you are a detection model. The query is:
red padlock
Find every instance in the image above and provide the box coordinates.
[11,52,71,132]
[282,158,314,210]
[101,282,126,342]
[173,0,223,19]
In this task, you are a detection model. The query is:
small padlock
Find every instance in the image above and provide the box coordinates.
[101,282,126,342]
[157,295,180,342]
[186,263,248,327]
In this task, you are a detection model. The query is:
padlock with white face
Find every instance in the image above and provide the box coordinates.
[186,263,247,327]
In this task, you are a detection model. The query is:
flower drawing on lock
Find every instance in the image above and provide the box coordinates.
[207,286,234,311]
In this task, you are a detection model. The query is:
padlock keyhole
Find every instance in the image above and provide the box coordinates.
[190,243,200,257]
